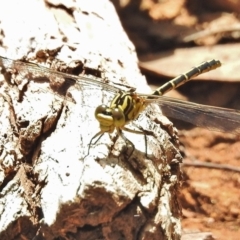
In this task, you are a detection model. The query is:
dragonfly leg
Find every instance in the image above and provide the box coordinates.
[117,128,135,160]
[85,128,151,160]
[83,131,104,159]
[122,126,154,159]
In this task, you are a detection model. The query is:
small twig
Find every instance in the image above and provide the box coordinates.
[183,23,240,42]
[182,160,240,173]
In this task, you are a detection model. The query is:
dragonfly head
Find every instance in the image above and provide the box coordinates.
[95,104,125,133]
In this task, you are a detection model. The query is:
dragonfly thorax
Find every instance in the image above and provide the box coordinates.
[110,91,146,122]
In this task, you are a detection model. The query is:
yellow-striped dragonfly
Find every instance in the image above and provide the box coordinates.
[0,56,240,158]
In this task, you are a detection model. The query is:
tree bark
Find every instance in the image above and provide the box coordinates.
[0,0,182,239]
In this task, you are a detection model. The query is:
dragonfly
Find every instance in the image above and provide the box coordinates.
[88,59,240,157]
[0,56,240,158]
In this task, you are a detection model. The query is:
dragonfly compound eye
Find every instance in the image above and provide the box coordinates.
[112,108,125,127]
[95,105,116,132]
[95,105,108,117]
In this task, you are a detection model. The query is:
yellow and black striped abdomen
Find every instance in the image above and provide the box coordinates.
[152,59,221,96]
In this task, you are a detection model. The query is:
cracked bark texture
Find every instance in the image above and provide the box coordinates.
[0,0,182,239]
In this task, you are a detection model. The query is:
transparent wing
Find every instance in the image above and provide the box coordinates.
[146,96,240,134]
[2,56,240,135]
[0,56,120,101]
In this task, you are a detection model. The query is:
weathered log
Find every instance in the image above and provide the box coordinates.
[0,0,182,239]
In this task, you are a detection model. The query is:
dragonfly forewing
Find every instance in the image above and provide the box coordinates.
[0,56,120,105]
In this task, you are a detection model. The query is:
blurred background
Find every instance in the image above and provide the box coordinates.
[110,0,240,239]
